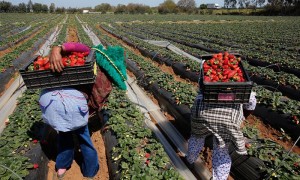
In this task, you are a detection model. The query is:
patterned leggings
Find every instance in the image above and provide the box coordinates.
[187,135,232,180]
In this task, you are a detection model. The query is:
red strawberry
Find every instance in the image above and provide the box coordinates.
[33,163,39,169]
[33,60,44,70]
[83,52,89,56]
[44,62,50,70]
[62,58,70,66]
[245,143,252,149]
[228,54,235,59]
[204,76,211,82]
[145,153,151,159]
[228,70,237,79]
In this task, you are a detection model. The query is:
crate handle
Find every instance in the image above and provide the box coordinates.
[198,60,206,86]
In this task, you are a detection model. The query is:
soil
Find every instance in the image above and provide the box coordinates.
[66,26,79,42]
[46,131,108,180]
[46,26,109,180]
[244,115,300,154]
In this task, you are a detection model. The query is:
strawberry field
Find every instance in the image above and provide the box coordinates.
[0,13,300,180]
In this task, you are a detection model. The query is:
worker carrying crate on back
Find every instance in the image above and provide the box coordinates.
[37,42,127,179]
[185,52,257,180]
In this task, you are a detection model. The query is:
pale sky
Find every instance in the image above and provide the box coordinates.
[8,0,224,8]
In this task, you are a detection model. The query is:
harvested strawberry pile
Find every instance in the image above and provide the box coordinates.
[29,52,89,71]
[203,52,246,82]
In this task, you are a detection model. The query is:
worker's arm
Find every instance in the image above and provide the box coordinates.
[243,92,257,119]
[49,42,90,72]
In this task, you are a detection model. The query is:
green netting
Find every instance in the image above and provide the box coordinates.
[92,44,127,90]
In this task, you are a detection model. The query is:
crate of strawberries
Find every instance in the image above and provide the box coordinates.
[199,52,253,104]
[19,50,96,90]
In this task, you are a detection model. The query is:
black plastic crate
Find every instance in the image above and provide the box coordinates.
[19,50,96,90]
[199,54,253,104]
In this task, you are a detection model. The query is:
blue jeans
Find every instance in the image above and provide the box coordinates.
[55,125,99,177]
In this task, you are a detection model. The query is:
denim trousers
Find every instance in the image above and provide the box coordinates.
[55,125,99,177]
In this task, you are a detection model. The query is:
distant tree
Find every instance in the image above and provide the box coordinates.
[42,4,48,12]
[27,0,33,12]
[114,4,127,14]
[126,3,151,14]
[199,4,207,9]
[95,3,112,13]
[177,0,196,12]
[49,3,55,13]
[67,7,80,14]
[11,5,19,12]
[158,0,178,14]
[56,7,66,14]
[32,3,44,12]
[18,3,27,13]
[0,1,12,12]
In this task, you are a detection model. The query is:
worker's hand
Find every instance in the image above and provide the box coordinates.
[49,46,64,72]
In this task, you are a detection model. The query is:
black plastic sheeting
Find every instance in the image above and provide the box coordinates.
[172,63,199,82]
[24,143,49,180]
[241,56,300,79]
[24,121,51,180]
[126,58,265,180]
[0,50,35,95]
[254,104,300,145]
[229,144,266,180]
[0,67,15,94]
[251,75,300,101]
[102,129,121,180]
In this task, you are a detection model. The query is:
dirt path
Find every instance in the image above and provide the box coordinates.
[46,26,109,180]
[46,131,109,180]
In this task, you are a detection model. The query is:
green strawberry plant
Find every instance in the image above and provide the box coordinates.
[106,89,183,179]
[243,121,300,180]
[0,90,42,179]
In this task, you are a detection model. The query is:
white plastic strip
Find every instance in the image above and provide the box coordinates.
[144,40,202,63]
[145,118,197,180]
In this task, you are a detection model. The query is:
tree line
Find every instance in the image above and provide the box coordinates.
[0,0,299,15]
